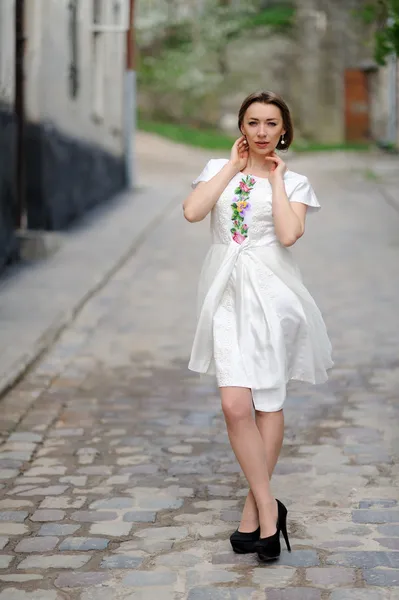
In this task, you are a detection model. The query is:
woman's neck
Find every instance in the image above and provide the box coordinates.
[244,153,273,176]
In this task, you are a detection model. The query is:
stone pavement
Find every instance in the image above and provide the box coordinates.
[0,140,399,599]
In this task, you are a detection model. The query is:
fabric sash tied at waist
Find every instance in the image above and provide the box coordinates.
[188,239,287,389]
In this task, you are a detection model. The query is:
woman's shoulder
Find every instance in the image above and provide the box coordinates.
[206,158,230,171]
[284,170,309,184]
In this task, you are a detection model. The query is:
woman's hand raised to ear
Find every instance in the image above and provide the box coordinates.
[229,136,249,172]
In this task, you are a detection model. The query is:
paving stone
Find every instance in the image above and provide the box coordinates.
[59,536,109,551]
[0,500,33,509]
[0,512,28,522]
[89,522,132,536]
[123,511,156,522]
[40,496,86,509]
[0,555,13,568]
[38,523,80,536]
[0,538,8,550]
[120,464,160,475]
[25,467,66,476]
[363,568,399,586]
[187,569,239,585]
[18,554,91,569]
[330,590,390,599]
[327,551,399,568]
[0,524,28,536]
[376,538,399,550]
[211,552,257,566]
[71,510,118,522]
[30,510,65,522]
[14,485,68,496]
[278,549,320,567]
[352,510,399,524]
[15,536,59,552]
[0,453,32,461]
[134,526,188,541]
[55,572,110,588]
[0,470,19,480]
[49,428,84,437]
[90,497,135,510]
[9,432,43,443]
[77,466,112,475]
[359,500,397,509]
[305,567,355,587]
[100,554,143,569]
[3,443,37,452]
[377,524,399,537]
[0,590,59,599]
[264,590,321,600]
[17,477,50,485]
[155,552,200,568]
[59,476,87,486]
[122,571,177,586]
[187,588,259,600]
[105,475,130,485]
[0,574,43,582]
[252,566,296,587]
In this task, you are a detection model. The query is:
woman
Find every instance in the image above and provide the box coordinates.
[183,91,333,562]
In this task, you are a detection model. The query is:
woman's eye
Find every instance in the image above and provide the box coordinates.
[249,122,257,126]
[269,123,277,127]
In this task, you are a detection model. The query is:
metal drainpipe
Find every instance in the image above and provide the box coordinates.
[15,0,26,229]
[124,0,136,189]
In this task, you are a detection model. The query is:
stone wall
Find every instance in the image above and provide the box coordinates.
[137,0,376,143]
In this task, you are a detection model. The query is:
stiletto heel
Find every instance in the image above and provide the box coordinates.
[230,526,260,554]
[254,499,291,562]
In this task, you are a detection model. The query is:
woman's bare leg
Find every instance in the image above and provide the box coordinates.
[238,409,285,532]
[220,387,278,538]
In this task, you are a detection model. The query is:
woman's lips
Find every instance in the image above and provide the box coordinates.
[255,141,269,147]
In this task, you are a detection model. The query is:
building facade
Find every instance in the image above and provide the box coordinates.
[0,0,130,272]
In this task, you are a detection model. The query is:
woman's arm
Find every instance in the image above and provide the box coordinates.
[271,178,307,247]
[183,161,240,223]
[265,153,308,247]
[183,137,249,223]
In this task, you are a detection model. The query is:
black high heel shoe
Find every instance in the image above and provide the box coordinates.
[230,525,261,554]
[254,499,291,562]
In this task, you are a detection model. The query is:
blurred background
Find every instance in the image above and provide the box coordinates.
[0,0,398,274]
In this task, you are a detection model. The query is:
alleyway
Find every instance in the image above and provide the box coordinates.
[0,138,399,599]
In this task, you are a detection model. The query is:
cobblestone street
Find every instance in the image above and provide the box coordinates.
[0,145,399,599]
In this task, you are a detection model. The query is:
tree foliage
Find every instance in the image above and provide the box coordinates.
[137,0,295,118]
[359,0,399,64]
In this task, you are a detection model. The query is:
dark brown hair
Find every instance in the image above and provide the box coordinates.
[238,91,293,151]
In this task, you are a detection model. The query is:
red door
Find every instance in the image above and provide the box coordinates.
[344,69,370,142]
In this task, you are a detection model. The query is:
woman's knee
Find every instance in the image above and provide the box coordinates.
[221,388,253,425]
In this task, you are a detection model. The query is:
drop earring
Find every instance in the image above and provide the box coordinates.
[280,134,285,146]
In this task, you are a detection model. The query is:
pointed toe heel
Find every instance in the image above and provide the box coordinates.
[230,526,260,554]
[255,499,291,562]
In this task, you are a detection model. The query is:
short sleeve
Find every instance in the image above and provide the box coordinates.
[289,177,321,213]
[191,159,228,189]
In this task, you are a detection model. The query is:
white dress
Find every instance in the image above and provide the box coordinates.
[188,158,333,412]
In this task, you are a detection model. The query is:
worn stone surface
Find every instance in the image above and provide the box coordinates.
[0,147,399,598]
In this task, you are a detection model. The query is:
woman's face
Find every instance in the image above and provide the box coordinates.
[241,102,285,154]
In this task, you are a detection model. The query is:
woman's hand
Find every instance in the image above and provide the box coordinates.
[265,152,287,183]
[229,136,249,173]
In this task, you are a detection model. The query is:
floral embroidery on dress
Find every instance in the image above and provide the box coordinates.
[230,175,255,244]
